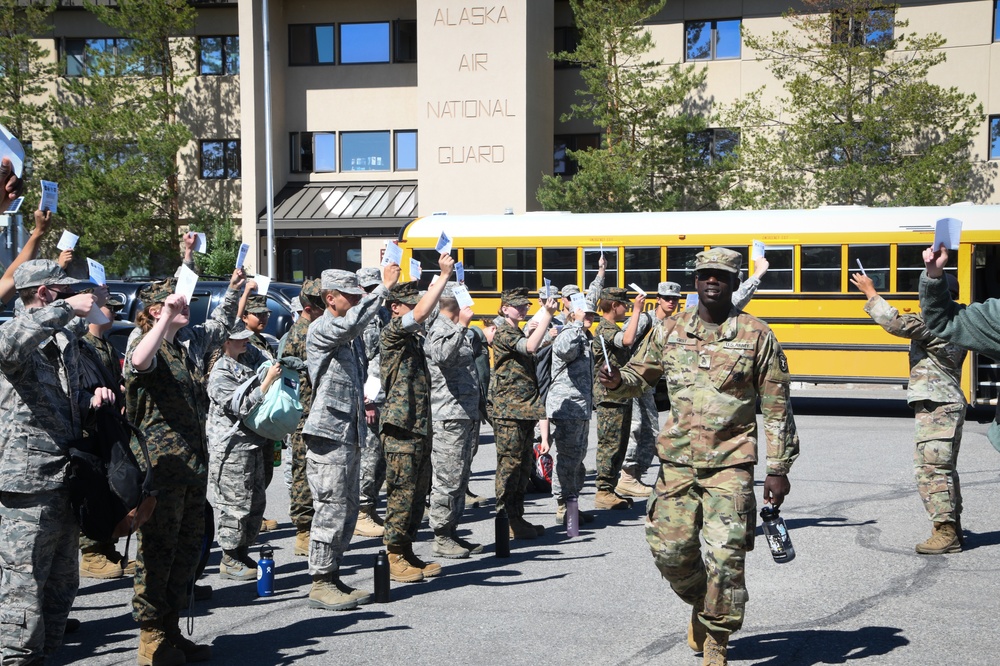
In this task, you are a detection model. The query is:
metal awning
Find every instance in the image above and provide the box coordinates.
[258,181,417,235]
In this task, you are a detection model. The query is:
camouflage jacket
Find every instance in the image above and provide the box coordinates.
[250,331,275,361]
[380,312,432,435]
[546,320,594,420]
[609,307,800,474]
[0,301,94,492]
[84,331,123,389]
[733,274,762,311]
[125,287,240,486]
[206,346,270,454]
[360,304,390,405]
[425,314,481,421]
[279,315,315,418]
[592,318,631,406]
[865,295,966,406]
[488,317,545,422]
[304,286,387,443]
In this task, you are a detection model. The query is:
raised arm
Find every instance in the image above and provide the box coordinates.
[852,272,934,341]
[733,257,767,311]
[0,209,53,304]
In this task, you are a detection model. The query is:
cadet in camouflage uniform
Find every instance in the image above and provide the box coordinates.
[355,267,390,538]
[600,248,798,666]
[592,286,645,510]
[126,269,245,665]
[0,260,111,665]
[207,322,283,580]
[277,280,322,557]
[425,283,484,559]
[853,270,967,554]
[488,287,559,539]
[304,266,398,611]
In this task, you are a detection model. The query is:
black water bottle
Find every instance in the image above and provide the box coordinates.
[374,550,391,603]
[495,507,510,558]
[760,505,795,563]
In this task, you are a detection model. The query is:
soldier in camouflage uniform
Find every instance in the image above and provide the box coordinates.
[379,259,454,580]
[425,283,484,559]
[277,280,323,557]
[600,248,799,666]
[355,267,390,538]
[126,269,245,665]
[592,286,645,510]
[304,266,398,611]
[853,271,967,554]
[0,260,111,665]
[207,322,282,581]
[488,287,559,539]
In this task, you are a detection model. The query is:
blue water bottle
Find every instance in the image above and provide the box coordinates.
[257,546,275,597]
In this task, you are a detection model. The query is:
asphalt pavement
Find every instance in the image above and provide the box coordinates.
[53,389,1000,665]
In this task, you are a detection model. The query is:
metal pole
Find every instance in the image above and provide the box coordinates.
[262,0,276,277]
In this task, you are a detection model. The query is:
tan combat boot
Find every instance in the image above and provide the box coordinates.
[594,489,632,510]
[138,620,186,666]
[433,534,470,559]
[308,574,360,610]
[260,517,278,531]
[452,529,483,555]
[687,603,707,651]
[703,632,728,666]
[915,521,962,554]
[80,552,124,579]
[332,575,372,605]
[294,529,310,557]
[465,488,488,508]
[616,464,653,498]
[354,508,385,537]
[387,546,424,583]
[508,515,540,539]
[164,612,212,662]
[405,545,442,577]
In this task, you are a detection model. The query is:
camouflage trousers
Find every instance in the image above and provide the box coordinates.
[646,463,756,636]
[360,409,386,512]
[79,533,117,556]
[0,490,79,665]
[382,424,432,547]
[304,434,360,576]
[624,390,659,476]
[913,400,965,524]
[133,482,207,622]
[429,419,480,534]
[288,429,314,530]
[549,419,590,502]
[209,446,266,551]
[595,402,633,492]
[493,419,535,518]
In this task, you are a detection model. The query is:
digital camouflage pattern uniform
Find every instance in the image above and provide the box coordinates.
[609,306,799,637]
[244,295,277,489]
[865,295,967,524]
[621,311,660,479]
[279,303,315,532]
[546,316,594,503]
[359,300,390,514]
[592,302,634,494]
[125,282,240,623]
[0,291,93,665]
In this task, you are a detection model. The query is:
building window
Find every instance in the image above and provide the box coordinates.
[831,8,894,48]
[290,132,313,173]
[624,247,661,292]
[394,20,417,63]
[554,133,600,177]
[64,37,153,76]
[289,131,337,173]
[341,131,390,172]
[800,245,841,292]
[995,1,1000,42]
[200,140,240,179]
[542,248,577,290]
[395,131,417,171]
[199,36,239,75]
[990,116,1000,160]
[289,24,335,66]
[685,19,741,61]
[688,128,740,165]
[502,249,537,291]
[340,22,390,64]
[553,26,581,68]
[848,245,890,291]
[462,248,497,292]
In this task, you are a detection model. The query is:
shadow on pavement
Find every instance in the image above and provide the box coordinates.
[732,625,909,664]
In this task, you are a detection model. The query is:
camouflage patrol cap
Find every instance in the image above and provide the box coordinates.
[138,278,178,305]
[695,247,741,275]
[290,297,303,313]
[245,294,269,315]
[386,280,421,305]
[561,284,581,298]
[600,286,629,302]
[227,320,254,340]
[440,282,457,299]
[105,296,124,313]
[13,259,87,291]
[321,269,364,295]
[581,299,598,315]
[657,281,682,298]
[538,286,558,300]
[501,287,530,307]
[301,278,321,298]
[356,267,382,289]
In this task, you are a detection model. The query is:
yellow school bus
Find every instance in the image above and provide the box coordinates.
[397,205,1000,405]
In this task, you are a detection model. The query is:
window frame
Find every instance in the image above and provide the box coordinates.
[199,139,241,180]
[340,131,391,172]
[198,35,239,76]
[684,18,742,62]
[393,19,417,63]
[288,23,336,67]
[338,21,391,65]
[394,130,418,171]
[990,115,1000,161]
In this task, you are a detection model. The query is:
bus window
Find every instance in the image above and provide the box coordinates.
[462,248,498,292]
[897,244,958,293]
[666,246,700,290]
[542,248,577,291]
[849,245,890,291]
[411,248,452,288]
[584,248,617,289]
[625,247,660,292]
[758,246,793,291]
[801,245,841,292]
[502,248,537,291]
[720,246,750,270]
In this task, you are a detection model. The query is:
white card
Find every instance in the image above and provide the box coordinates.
[629,282,646,295]
[236,243,250,269]
[254,274,271,296]
[382,241,403,267]
[855,259,867,277]
[453,284,474,309]
[175,264,199,302]
[542,277,553,299]
[86,303,110,325]
[57,230,79,251]
[600,242,604,258]
[87,258,106,285]
[598,334,612,373]
[363,375,381,402]
[752,240,766,260]
[39,180,58,214]
[409,258,422,280]
[455,261,465,282]
[934,217,962,251]
[0,122,24,178]
[436,231,453,255]
[685,293,699,309]
[570,292,587,312]
[193,232,207,254]
[6,196,23,214]
[429,274,440,287]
